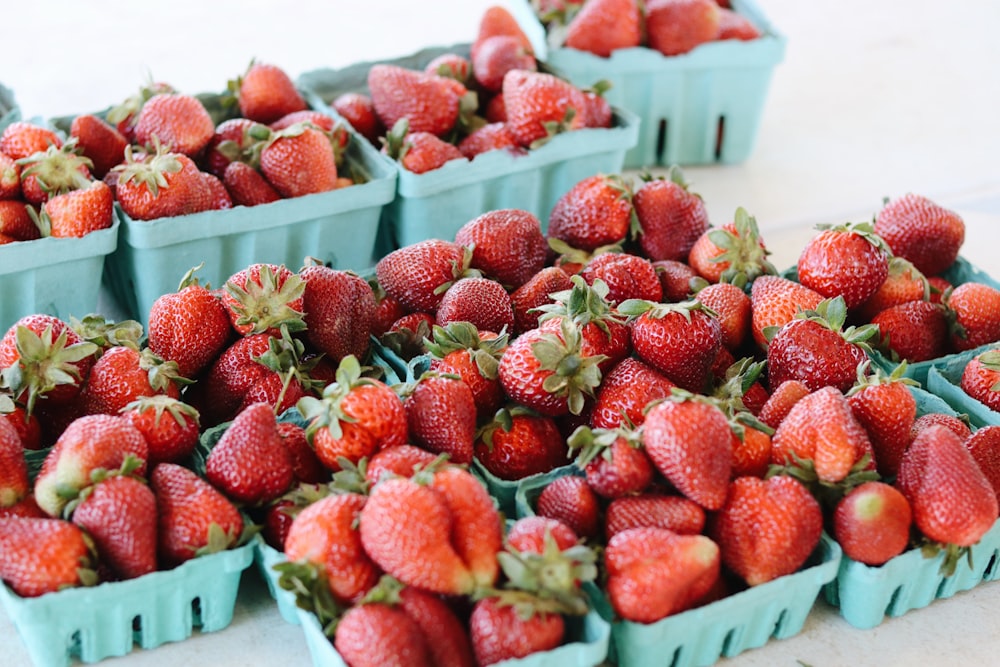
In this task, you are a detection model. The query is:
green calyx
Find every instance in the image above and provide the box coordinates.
[380,118,412,162]
[297,355,375,442]
[794,296,879,353]
[121,393,200,430]
[566,423,642,468]
[707,207,778,286]
[766,452,880,513]
[918,540,974,578]
[710,356,769,422]
[845,359,918,397]
[16,138,94,196]
[225,264,307,336]
[617,297,717,323]
[532,106,578,150]
[107,79,176,126]
[274,559,346,636]
[533,275,625,339]
[531,319,606,416]
[113,141,183,198]
[0,323,98,416]
[252,325,322,411]
[424,321,509,381]
[69,314,144,353]
[476,405,539,452]
[814,220,894,257]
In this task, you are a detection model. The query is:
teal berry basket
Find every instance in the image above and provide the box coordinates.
[254,536,303,626]
[296,44,639,253]
[0,209,119,333]
[479,460,580,520]
[507,0,785,169]
[926,346,1000,428]
[296,595,611,667]
[0,541,254,667]
[0,82,20,131]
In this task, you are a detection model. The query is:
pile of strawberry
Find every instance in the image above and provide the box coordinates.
[327,6,613,175]
[0,61,357,240]
[536,0,761,59]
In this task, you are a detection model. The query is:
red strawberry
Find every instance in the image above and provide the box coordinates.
[0,200,38,241]
[633,167,710,262]
[365,444,439,485]
[547,174,633,252]
[510,266,575,334]
[748,274,824,351]
[589,357,676,429]
[910,412,972,441]
[473,5,534,59]
[223,263,305,336]
[0,151,22,200]
[105,81,177,143]
[653,259,699,302]
[474,406,568,480]
[457,122,522,159]
[846,366,918,478]
[0,121,61,160]
[619,299,722,393]
[368,64,467,138]
[0,517,94,596]
[33,179,113,238]
[202,117,259,179]
[150,462,244,567]
[34,414,149,517]
[694,281,751,351]
[506,515,580,554]
[112,143,206,220]
[403,372,477,464]
[871,300,949,363]
[604,493,706,540]
[80,344,183,417]
[833,481,912,565]
[470,596,566,666]
[645,0,721,56]
[0,418,28,509]
[69,114,128,179]
[382,119,465,174]
[568,423,654,498]
[200,172,232,210]
[146,265,233,379]
[796,221,891,309]
[857,257,929,322]
[300,263,375,364]
[717,7,763,40]
[502,69,588,148]
[370,279,408,337]
[947,281,1000,352]
[579,252,662,305]
[455,208,548,288]
[758,379,810,429]
[535,474,601,540]
[222,160,282,206]
[426,323,509,420]
[730,422,773,478]
[16,140,92,205]
[875,193,965,276]
[70,474,157,580]
[393,585,476,667]
[122,395,200,465]
[332,92,384,146]
[376,239,474,313]
[564,0,641,56]
[710,474,823,586]
[334,603,433,667]
[258,123,339,198]
[425,52,473,83]
[473,34,537,94]
[133,93,215,157]
[269,110,336,134]
[436,277,515,333]
[960,349,1000,413]
[231,61,307,125]
[965,425,1000,509]
[606,527,720,622]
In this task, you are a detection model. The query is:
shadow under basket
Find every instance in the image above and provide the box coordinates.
[0,541,254,667]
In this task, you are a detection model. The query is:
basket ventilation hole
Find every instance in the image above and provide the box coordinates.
[132,614,143,637]
[983,551,998,579]
[191,596,202,624]
[69,630,82,658]
[714,116,726,161]
[886,585,905,615]
[667,645,683,667]
[655,119,668,164]
[772,609,789,635]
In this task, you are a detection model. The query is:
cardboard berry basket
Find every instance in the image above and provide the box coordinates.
[925,346,1000,428]
[295,586,612,667]
[0,82,20,131]
[296,45,640,252]
[0,210,119,332]
[507,0,786,169]
[0,541,254,667]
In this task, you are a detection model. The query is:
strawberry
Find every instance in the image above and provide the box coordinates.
[426,322,509,420]
[150,462,244,567]
[965,425,1000,509]
[33,414,149,517]
[334,603,433,667]
[0,495,47,520]
[475,406,568,480]
[29,179,113,238]
[201,172,232,210]
[871,300,949,363]
[604,493,706,540]
[796,221,891,309]
[365,445,438,485]
[960,349,1000,413]
[758,378,810,429]
[547,174,633,252]
[568,423,653,498]
[653,259,699,302]
[133,93,215,157]
[606,527,720,622]
[457,122,522,159]
[332,92,384,146]
[455,208,548,288]
[122,395,200,465]
[380,312,435,361]
[503,69,588,148]
[299,263,375,364]
[579,251,662,305]
[506,515,580,553]
[16,140,92,205]
[223,263,305,336]
[717,7,763,40]
[70,474,157,580]
[473,34,537,93]
[105,81,177,143]
[382,119,465,174]
[766,297,876,393]
[633,167,710,262]
[0,200,37,241]
[729,421,773,478]
[510,266,575,334]
[581,84,613,128]
[375,239,475,313]
[874,193,965,276]
[856,256,929,322]
[297,355,407,472]
[0,517,94,597]
[80,345,183,416]
[694,281,751,351]
[425,52,473,83]
[273,421,327,485]
[472,594,572,666]
[146,265,233,379]
[748,274,824,351]
[0,418,28,509]
[910,412,972,441]
[222,160,282,206]
[270,110,336,134]
[231,61,307,125]
[258,123,339,198]
[484,92,508,123]
[69,114,128,179]
[201,117,259,179]
[402,372,477,464]
[589,357,676,429]
[689,210,776,287]
[473,5,535,60]
[112,143,206,220]
[436,277,516,333]
[846,365,918,478]
[710,474,823,586]
[0,121,61,161]
[375,582,477,667]
[0,151,21,200]
[368,64,468,138]
[947,281,1000,351]
[535,474,601,540]
[563,0,641,57]
[645,0,721,56]
[833,481,912,566]
[897,424,997,553]
[619,299,722,393]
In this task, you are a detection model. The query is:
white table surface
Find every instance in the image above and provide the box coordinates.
[3,0,1000,665]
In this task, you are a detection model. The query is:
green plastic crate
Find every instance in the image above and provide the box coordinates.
[0,541,254,667]
[507,0,785,168]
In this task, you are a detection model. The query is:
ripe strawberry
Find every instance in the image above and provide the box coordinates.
[133,93,215,157]
[766,297,876,393]
[589,357,676,429]
[619,299,722,393]
[365,444,438,485]
[857,256,929,322]
[547,174,633,252]
[563,0,641,57]
[470,596,567,666]
[299,263,375,364]
[223,263,305,336]
[455,208,548,288]
[201,117,259,178]
[334,603,433,667]
[960,349,1000,413]
[81,345,183,417]
[633,167,710,262]
[846,366,917,478]
[150,462,244,567]
[0,517,94,597]
[875,193,965,276]
[121,395,200,465]
[436,277,515,333]
[375,239,475,313]
[69,114,128,179]
[606,527,721,622]
[796,221,891,309]
[568,423,654,498]
[579,252,662,305]
[426,323,508,420]
[403,372,477,464]
[871,299,949,363]
[393,584,477,667]
[0,151,21,200]
[70,474,157,580]
[758,379,810,429]
[16,140,92,205]
[113,143,206,220]
[910,412,972,441]
[535,474,601,540]
[457,122,522,159]
[31,179,113,238]
[231,61,307,125]
[717,7,763,39]
[0,200,37,241]
[297,355,407,471]
[201,171,232,210]
[694,281,751,351]
[222,160,281,206]
[947,281,1000,352]
[332,92,384,146]
[475,406,568,480]
[965,425,1000,509]
[0,121,61,161]
[503,69,588,148]
[653,259,699,302]
[33,414,149,517]
[473,5,535,60]
[473,34,537,93]
[688,209,776,285]
[484,93,508,123]
[833,481,912,566]
[510,266,575,334]
[506,515,580,554]
[646,0,721,56]
[604,493,706,540]
[0,495,46,519]
[748,274,824,351]
[0,418,28,509]
[146,266,233,379]
[258,123,339,198]
[270,111,336,134]
[382,118,465,174]
[425,52,473,83]
[368,64,467,138]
